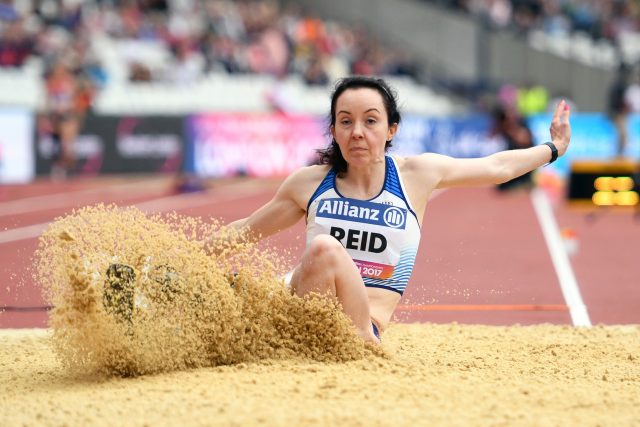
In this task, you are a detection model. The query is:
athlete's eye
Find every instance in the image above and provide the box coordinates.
[367,118,377,124]
[341,120,351,125]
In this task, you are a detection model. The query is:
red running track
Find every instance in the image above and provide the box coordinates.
[1,176,638,328]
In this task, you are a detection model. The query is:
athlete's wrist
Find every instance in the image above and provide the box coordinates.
[542,141,558,165]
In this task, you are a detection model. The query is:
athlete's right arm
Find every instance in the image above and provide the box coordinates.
[205,167,318,254]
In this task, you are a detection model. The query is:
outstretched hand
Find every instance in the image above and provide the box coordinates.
[549,99,571,157]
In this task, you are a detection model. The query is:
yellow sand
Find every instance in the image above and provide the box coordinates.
[3,205,638,425]
[35,205,371,376]
[1,324,639,426]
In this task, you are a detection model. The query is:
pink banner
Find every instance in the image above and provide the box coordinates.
[190,113,327,178]
[353,259,395,279]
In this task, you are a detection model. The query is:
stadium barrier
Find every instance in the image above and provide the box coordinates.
[7,110,638,182]
[528,113,640,176]
[186,111,639,178]
[185,113,327,178]
[34,114,185,176]
[0,108,35,184]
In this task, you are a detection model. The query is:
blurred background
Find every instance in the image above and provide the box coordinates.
[1,0,639,328]
[0,0,639,189]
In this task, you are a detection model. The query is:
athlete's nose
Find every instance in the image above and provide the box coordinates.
[352,120,364,138]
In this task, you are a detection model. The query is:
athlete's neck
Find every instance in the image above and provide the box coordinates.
[337,157,386,199]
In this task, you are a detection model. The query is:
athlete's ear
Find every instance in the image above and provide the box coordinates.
[331,125,336,140]
[387,123,398,142]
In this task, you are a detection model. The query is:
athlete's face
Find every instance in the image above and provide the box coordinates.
[331,88,397,167]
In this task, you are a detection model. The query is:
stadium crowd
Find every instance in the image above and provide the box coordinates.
[0,0,417,87]
[430,0,639,41]
[0,0,422,179]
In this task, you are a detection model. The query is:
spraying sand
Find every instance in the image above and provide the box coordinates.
[1,205,638,425]
[35,205,374,376]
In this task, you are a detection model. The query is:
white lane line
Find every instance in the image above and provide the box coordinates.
[0,223,49,245]
[0,184,267,245]
[530,188,591,327]
[134,183,262,213]
[0,179,170,217]
[0,181,442,246]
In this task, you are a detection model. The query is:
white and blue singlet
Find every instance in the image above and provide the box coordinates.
[306,156,421,295]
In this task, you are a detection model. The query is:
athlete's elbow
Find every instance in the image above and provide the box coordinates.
[493,169,515,184]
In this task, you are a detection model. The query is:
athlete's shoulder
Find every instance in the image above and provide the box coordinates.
[278,164,331,204]
[286,164,331,187]
[297,163,332,178]
[390,154,451,198]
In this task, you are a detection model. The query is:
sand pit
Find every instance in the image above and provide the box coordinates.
[1,324,639,426]
[4,205,638,425]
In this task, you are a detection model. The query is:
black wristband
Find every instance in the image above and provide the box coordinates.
[543,141,558,164]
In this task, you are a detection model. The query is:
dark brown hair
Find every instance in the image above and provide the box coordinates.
[317,76,402,173]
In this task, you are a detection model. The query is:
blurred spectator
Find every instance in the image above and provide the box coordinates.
[622,69,640,159]
[166,38,204,84]
[425,0,640,45]
[129,61,153,82]
[495,82,549,117]
[42,59,94,180]
[0,0,19,22]
[510,0,542,34]
[608,63,631,157]
[624,69,640,113]
[44,60,78,179]
[0,18,33,67]
[3,0,640,103]
[173,172,206,194]
[202,34,243,73]
[497,83,519,109]
[1,0,422,99]
[516,83,549,116]
[491,104,534,191]
[246,27,289,77]
[541,0,571,37]
[302,54,329,86]
[467,0,512,29]
[603,0,639,41]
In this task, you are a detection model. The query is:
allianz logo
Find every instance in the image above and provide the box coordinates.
[383,207,405,228]
[317,199,406,228]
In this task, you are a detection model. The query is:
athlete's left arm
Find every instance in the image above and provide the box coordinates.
[416,100,571,189]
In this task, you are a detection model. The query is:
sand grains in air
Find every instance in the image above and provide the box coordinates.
[35,205,372,376]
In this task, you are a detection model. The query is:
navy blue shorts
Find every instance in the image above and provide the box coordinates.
[371,322,380,340]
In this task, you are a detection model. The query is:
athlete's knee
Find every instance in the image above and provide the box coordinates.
[307,234,345,263]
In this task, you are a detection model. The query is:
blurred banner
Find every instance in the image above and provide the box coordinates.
[187,113,327,177]
[187,112,640,179]
[0,108,34,184]
[35,115,185,175]
[528,113,640,176]
[392,114,505,158]
[25,112,640,180]
[396,113,640,177]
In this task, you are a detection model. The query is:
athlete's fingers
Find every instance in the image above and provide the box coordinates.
[561,100,571,124]
[552,99,565,124]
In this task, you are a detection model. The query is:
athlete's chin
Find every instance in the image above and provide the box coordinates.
[346,151,372,163]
